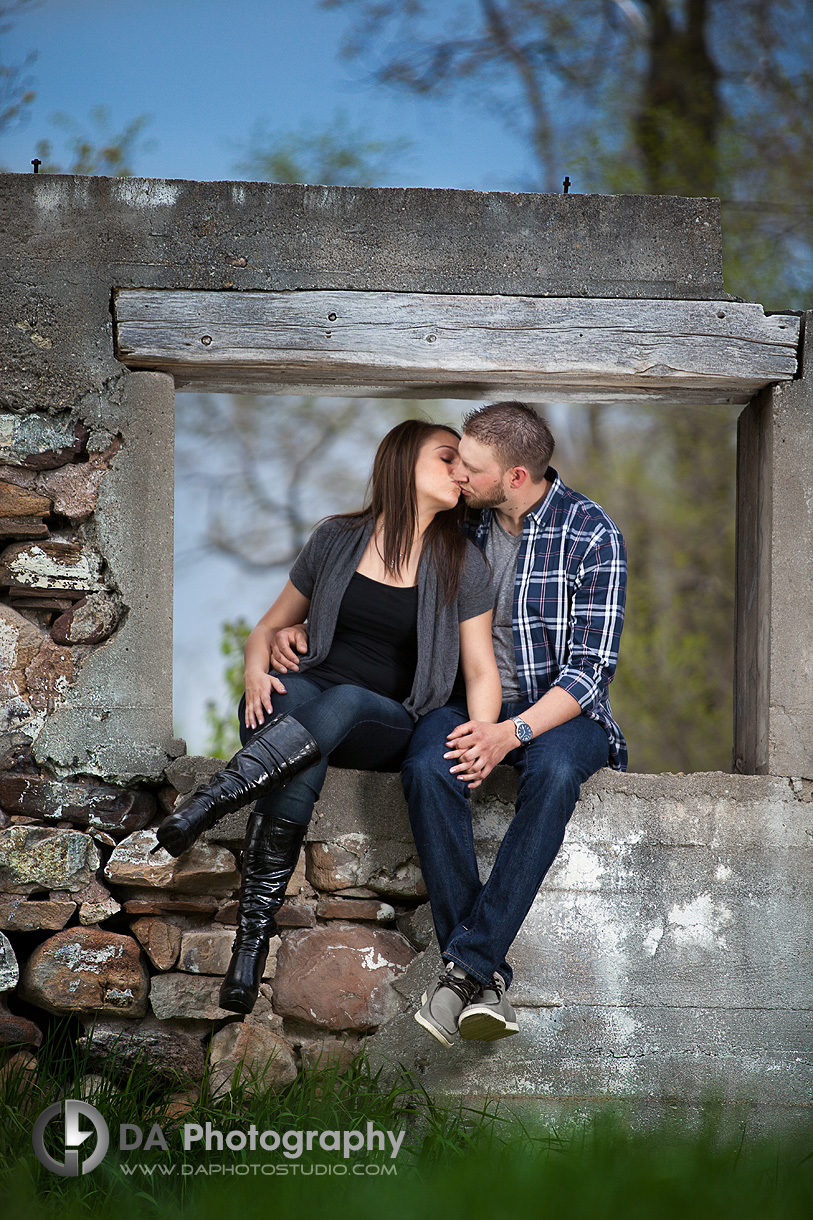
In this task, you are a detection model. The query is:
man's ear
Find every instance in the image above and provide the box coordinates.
[508,466,529,489]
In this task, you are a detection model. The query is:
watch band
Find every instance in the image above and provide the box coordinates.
[512,715,533,745]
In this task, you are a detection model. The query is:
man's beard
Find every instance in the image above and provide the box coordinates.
[464,478,508,510]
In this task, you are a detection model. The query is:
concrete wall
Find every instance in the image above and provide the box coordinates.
[736,313,813,778]
[291,767,813,1119]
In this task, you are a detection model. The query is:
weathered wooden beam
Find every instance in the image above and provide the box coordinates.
[114,289,800,405]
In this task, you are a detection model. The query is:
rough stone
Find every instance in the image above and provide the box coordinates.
[214,900,238,925]
[130,917,182,971]
[365,859,427,900]
[0,1049,41,1110]
[78,1017,206,1085]
[0,999,42,1047]
[0,774,155,835]
[178,927,276,978]
[0,415,87,469]
[208,1021,298,1097]
[38,444,119,522]
[0,539,103,597]
[0,604,44,730]
[104,830,239,894]
[396,903,436,952]
[51,591,123,646]
[23,638,76,716]
[0,517,50,540]
[19,928,149,1017]
[0,897,76,932]
[0,480,51,519]
[0,825,99,894]
[272,923,415,1032]
[164,755,223,795]
[0,931,19,991]
[122,896,219,917]
[149,973,232,1022]
[317,897,396,923]
[296,1034,363,1075]
[275,904,316,928]
[305,840,362,892]
[285,848,307,897]
[76,878,121,925]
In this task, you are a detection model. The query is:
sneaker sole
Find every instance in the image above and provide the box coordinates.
[414,992,455,1049]
[458,1008,519,1041]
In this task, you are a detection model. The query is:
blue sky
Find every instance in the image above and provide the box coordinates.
[1,0,529,188]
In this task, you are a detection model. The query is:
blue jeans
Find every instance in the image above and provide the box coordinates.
[401,700,610,989]
[237,674,415,827]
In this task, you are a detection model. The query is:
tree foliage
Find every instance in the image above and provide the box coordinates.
[0,1,39,144]
[32,106,154,176]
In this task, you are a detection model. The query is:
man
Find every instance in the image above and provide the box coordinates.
[403,400,626,1049]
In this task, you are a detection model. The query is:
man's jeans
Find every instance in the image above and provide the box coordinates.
[237,674,415,827]
[401,700,610,989]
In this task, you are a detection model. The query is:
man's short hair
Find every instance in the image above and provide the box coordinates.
[462,401,555,481]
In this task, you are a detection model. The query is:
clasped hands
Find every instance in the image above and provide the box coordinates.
[268,626,515,787]
[444,719,517,789]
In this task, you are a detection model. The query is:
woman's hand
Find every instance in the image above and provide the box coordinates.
[270,625,309,673]
[243,668,288,731]
[444,720,516,788]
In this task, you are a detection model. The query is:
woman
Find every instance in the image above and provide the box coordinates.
[156,420,501,1014]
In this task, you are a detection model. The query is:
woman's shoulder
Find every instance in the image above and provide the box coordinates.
[307,514,365,544]
[458,536,492,595]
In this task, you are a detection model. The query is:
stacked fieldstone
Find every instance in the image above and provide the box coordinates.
[0,749,429,1101]
[1,414,124,736]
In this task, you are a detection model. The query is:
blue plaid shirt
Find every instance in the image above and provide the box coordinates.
[467,467,627,771]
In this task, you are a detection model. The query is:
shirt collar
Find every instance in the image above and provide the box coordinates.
[525,466,563,529]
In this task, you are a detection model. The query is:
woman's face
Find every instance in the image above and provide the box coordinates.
[413,430,462,515]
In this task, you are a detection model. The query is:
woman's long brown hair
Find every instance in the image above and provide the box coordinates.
[335,419,468,606]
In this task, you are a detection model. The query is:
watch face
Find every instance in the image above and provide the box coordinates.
[514,717,533,743]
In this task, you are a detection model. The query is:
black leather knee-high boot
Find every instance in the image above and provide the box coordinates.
[219,811,307,1015]
[156,713,320,858]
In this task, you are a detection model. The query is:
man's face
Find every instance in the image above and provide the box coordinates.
[452,434,510,509]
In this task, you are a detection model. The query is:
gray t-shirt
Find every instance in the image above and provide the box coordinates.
[484,514,522,700]
[288,516,494,721]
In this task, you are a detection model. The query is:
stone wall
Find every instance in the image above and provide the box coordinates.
[2,764,811,1118]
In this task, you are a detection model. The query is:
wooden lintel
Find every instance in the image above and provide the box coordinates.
[114,289,800,406]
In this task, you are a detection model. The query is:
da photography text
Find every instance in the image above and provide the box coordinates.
[32,1099,405,1178]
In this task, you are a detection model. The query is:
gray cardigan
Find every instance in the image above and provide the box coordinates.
[289,517,493,720]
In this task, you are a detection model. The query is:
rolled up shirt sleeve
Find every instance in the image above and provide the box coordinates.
[552,533,627,713]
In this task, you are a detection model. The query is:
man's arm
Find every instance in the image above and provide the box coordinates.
[446,530,626,784]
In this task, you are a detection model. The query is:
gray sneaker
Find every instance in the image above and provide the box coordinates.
[414,963,480,1049]
[458,973,519,1041]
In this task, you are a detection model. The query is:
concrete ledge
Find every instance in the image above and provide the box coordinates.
[215,766,813,1110]
[1,175,723,413]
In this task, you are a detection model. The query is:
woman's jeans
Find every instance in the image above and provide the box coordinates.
[237,674,415,827]
[401,700,611,990]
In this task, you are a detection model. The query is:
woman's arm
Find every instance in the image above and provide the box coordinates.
[459,610,502,725]
[244,580,311,730]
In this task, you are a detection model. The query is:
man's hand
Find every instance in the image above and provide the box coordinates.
[270,625,309,673]
[444,720,517,789]
[244,668,288,731]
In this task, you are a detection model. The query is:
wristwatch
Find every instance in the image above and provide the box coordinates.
[511,715,533,745]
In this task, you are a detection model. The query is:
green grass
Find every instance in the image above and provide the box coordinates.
[2,1022,812,1219]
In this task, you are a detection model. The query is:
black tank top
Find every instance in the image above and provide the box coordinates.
[305,572,419,702]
